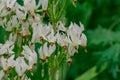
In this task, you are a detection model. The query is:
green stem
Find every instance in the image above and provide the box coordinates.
[50,67,56,80]
[56,0,67,21]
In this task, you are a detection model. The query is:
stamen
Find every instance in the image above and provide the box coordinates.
[7,7,11,11]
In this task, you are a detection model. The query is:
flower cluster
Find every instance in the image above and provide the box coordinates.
[0,0,87,79]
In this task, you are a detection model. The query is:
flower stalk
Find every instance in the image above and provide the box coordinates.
[0,0,87,80]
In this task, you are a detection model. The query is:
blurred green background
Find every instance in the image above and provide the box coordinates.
[66,0,120,80]
[0,0,120,80]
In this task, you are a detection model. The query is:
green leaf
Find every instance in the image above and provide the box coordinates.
[75,62,107,80]
[94,44,120,79]
[87,26,120,45]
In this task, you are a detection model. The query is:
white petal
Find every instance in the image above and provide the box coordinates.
[80,33,87,47]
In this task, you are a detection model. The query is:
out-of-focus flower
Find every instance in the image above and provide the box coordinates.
[67,22,85,48]
[31,23,40,43]
[31,23,52,43]
[28,14,41,23]
[0,40,14,55]
[6,0,16,10]
[0,70,4,80]
[80,33,87,52]
[21,74,31,80]
[38,42,56,61]
[16,7,27,22]
[22,45,37,70]
[5,15,19,32]
[1,57,8,71]
[43,42,56,58]
[42,0,48,11]
[46,28,56,45]
[21,27,30,37]
[15,57,28,77]
[67,44,76,57]
[56,32,71,49]
[72,0,77,7]
[7,55,15,69]
[57,22,66,32]
[24,0,41,15]
[0,0,16,16]
[1,55,15,71]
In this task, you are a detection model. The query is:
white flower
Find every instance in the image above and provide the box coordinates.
[43,42,56,57]
[7,55,15,68]
[67,44,76,57]
[9,33,17,42]
[67,22,84,47]
[38,24,51,40]
[16,5,27,21]
[31,23,52,43]
[15,57,28,77]
[0,40,14,55]
[0,55,15,71]
[38,42,56,61]
[21,74,31,80]
[21,27,30,37]
[56,32,71,48]
[0,0,16,16]
[0,70,4,80]
[5,15,19,32]
[80,33,87,48]
[31,23,40,43]
[57,21,66,32]
[0,18,6,26]
[46,28,56,44]
[28,14,41,23]
[42,0,48,11]
[39,46,45,61]
[6,0,16,10]
[22,45,37,69]
[1,57,8,71]
[24,0,41,15]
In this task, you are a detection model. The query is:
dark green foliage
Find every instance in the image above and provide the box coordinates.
[1,0,120,80]
[65,0,120,80]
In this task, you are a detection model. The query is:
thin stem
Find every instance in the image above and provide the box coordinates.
[56,0,67,21]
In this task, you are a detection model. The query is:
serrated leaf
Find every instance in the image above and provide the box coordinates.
[93,44,120,79]
[87,27,120,45]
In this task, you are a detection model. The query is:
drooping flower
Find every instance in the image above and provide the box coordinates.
[43,42,56,58]
[80,33,87,52]
[67,44,76,57]
[42,0,48,11]
[22,45,37,70]
[57,21,66,32]
[0,40,14,55]
[1,55,15,71]
[46,28,56,45]
[31,23,52,43]
[67,22,85,48]
[15,57,28,77]
[5,15,19,32]
[0,70,4,80]
[56,32,71,49]
[38,42,56,62]
[15,4,27,22]
[0,0,16,16]
[23,0,41,15]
